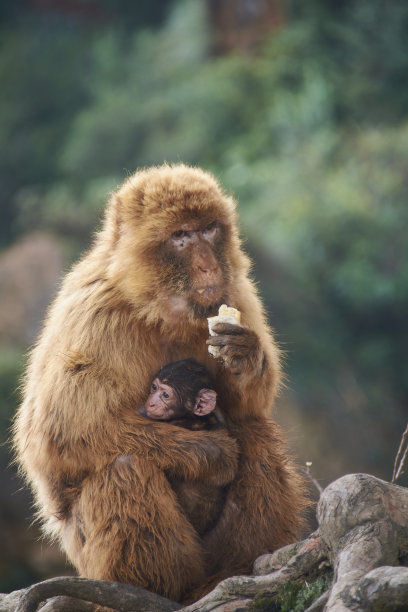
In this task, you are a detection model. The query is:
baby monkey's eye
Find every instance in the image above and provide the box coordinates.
[151,383,157,391]
[163,391,170,399]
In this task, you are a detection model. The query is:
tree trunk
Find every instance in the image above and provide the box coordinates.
[2,474,407,612]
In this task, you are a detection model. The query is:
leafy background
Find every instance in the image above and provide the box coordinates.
[1,0,407,592]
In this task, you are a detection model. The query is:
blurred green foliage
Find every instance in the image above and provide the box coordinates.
[1,1,408,589]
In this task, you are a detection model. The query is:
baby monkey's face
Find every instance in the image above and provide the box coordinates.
[144,378,182,420]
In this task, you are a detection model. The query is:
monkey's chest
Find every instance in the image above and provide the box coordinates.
[165,340,218,378]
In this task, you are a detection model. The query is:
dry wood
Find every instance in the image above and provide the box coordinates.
[181,474,408,611]
[14,577,181,612]
[2,474,408,612]
[301,461,324,497]
[392,424,408,483]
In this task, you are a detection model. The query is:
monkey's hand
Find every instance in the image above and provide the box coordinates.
[206,322,265,379]
[165,427,239,487]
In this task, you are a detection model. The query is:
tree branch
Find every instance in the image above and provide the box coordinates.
[392,424,408,483]
[3,473,408,612]
[15,577,181,612]
[301,461,324,497]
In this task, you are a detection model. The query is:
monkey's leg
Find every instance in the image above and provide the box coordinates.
[62,456,206,603]
[202,419,306,577]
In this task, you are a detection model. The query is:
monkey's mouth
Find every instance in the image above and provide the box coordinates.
[193,286,223,305]
[146,407,174,420]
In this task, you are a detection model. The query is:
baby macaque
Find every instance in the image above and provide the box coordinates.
[141,358,222,430]
[140,359,228,535]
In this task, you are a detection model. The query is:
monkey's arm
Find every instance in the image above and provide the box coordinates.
[208,321,278,418]
[207,284,280,420]
[118,414,239,486]
[16,403,238,492]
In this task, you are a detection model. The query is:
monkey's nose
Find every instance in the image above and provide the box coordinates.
[198,265,217,274]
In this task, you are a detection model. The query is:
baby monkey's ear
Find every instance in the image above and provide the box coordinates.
[194,389,217,416]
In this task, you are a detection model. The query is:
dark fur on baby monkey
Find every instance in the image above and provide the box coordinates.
[140,358,222,429]
[140,359,226,536]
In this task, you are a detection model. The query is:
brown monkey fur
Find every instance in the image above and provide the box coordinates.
[13,164,307,603]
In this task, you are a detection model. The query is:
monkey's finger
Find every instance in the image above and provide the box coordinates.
[206,335,248,347]
[210,322,246,335]
[219,351,243,375]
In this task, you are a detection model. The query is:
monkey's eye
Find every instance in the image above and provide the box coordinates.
[201,221,218,238]
[163,391,170,399]
[151,383,157,391]
[170,229,194,250]
[172,230,188,239]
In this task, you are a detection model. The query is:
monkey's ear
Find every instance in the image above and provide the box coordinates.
[194,389,217,416]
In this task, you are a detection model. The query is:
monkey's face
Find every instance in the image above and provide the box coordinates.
[108,165,249,322]
[143,378,184,420]
[158,219,229,315]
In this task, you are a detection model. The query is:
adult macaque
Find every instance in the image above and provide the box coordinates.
[14,164,307,603]
[140,358,226,536]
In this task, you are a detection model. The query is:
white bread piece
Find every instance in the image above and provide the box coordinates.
[207,304,241,357]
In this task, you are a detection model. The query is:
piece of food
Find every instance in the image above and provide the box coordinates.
[207,304,241,357]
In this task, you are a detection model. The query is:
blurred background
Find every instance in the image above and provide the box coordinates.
[1,0,407,594]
